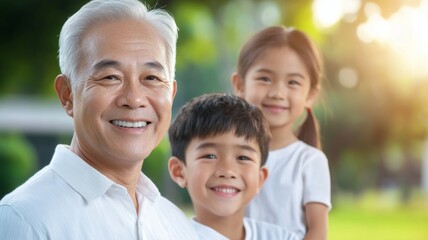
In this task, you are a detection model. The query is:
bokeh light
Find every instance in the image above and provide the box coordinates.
[357,0,428,78]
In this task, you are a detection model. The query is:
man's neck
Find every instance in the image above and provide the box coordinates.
[69,138,143,212]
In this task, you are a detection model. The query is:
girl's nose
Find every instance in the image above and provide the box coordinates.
[267,82,286,99]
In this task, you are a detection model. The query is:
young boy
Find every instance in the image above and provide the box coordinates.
[168,93,298,240]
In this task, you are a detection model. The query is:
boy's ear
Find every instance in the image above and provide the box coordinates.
[231,72,244,98]
[305,86,320,108]
[54,74,74,117]
[257,166,269,193]
[168,157,187,188]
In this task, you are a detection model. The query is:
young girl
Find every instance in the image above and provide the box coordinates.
[231,26,331,240]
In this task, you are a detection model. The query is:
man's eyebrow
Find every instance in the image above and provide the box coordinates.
[92,59,167,75]
[93,59,120,71]
[145,61,166,73]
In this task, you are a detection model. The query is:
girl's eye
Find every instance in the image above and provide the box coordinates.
[256,76,271,82]
[289,80,301,85]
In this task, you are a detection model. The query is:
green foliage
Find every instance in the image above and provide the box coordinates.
[0,133,37,198]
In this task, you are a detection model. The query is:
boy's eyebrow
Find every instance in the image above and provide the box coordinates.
[256,68,305,79]
[196,142,258,152]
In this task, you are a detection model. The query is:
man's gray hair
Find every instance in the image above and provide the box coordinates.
[58,0,178,91]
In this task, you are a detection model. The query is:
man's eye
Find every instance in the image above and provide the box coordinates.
[103,75,119,80]
[145,75,162,81]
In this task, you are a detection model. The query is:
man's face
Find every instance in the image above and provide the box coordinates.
[69,19,176,167]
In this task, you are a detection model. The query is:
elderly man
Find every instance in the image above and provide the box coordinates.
[0,0,198,239]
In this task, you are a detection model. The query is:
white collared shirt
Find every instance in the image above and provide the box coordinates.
[191,217,298,240]
[0,145,199,240]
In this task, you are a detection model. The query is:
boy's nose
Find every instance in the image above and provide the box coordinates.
[215,167,237,179]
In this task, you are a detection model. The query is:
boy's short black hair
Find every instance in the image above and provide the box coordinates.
[168,93,271,165]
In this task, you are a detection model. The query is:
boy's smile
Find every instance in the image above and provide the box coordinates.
[209,185,241,198]
[175,131,267,221]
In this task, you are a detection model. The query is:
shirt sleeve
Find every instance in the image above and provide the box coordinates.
[0,205,43,240]
[302,150,332,209]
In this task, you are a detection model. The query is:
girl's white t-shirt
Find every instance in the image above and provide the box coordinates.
[246,141,332,239]
[191,217,298,240]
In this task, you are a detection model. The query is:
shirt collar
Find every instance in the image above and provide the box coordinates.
[50,145,116,202]
[137,171,160,203]
[50,145,161,203]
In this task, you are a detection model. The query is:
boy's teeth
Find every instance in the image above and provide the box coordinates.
[112,120,147,128]
[213,187,238,193]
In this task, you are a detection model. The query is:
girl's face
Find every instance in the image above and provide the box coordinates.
[232,46,317,131]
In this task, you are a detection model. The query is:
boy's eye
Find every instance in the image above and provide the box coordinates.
[202,154,217,159]
[237,155,251,161]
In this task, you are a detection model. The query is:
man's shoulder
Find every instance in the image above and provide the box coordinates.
[1,166,70,217]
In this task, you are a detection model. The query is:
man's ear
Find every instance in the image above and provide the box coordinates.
[257,166,269,193]
[168,157,187,188]
[231,72,245,98]
[54,74,74,117]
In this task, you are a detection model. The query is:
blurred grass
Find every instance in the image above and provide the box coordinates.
[181,191,428,240]
[330,190,428,240]
[180,190,428,240]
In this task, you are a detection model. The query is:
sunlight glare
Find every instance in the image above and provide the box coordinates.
[313,0,361,28]
[357,0,428,78]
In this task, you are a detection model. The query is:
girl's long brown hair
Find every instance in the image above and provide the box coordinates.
[236,26,323,149]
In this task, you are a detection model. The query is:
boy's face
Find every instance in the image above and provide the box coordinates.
[168,131,268,222]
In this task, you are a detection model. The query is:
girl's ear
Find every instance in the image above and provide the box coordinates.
[305,86,320,108]
[257,166,269,193]
[54,74,74,117]
[231,72,245,97]
[168,157,187,188]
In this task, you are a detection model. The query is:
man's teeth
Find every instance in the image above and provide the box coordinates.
[111,120,147,128]
[213,187,238,194]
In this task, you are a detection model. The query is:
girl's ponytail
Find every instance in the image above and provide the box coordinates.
[297,108,321,149]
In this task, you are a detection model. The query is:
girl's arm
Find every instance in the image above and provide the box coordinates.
[304,202,329,240]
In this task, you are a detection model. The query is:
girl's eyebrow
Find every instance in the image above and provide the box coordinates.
[256,68,306,80]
